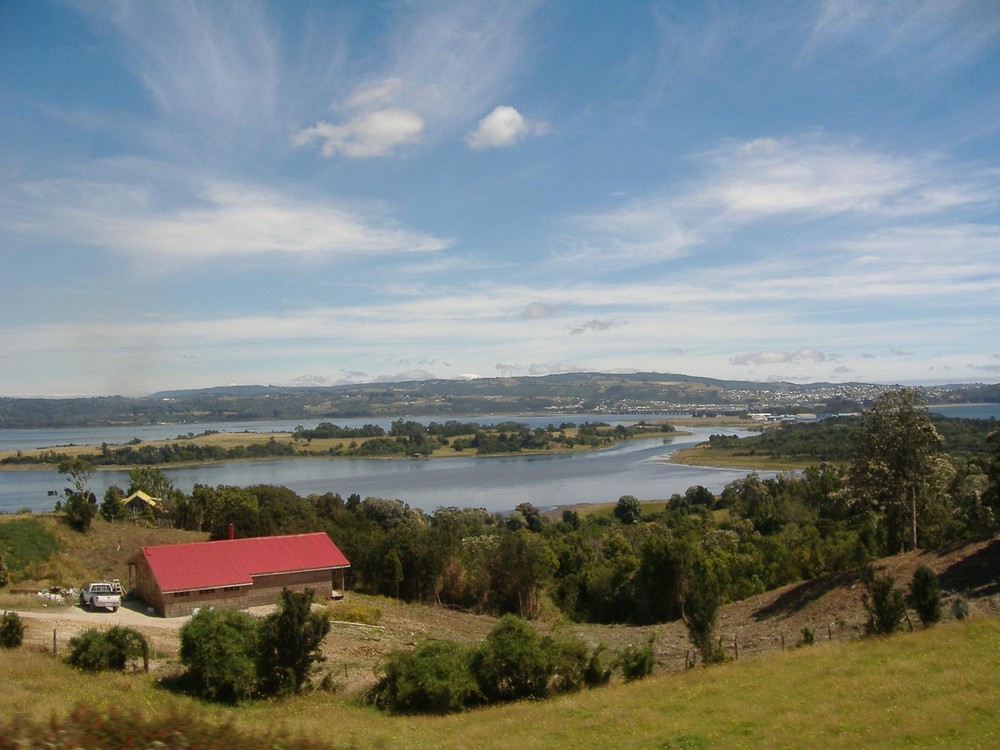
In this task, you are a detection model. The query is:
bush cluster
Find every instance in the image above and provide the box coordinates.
[1,611,25,649]
[66,626,148,671]
[178,588,330,703]
[368,614,651,714]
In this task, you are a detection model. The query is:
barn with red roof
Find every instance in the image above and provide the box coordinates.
[127,531,350,617]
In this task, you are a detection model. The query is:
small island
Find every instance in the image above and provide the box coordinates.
[0,419,677,469]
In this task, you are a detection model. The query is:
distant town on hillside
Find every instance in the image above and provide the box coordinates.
[1,372,998,429]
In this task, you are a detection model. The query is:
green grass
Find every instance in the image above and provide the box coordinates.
[3,617,998,749]
[0,517,58,576]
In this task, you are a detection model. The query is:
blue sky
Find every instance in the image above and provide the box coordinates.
[2,1,999,397]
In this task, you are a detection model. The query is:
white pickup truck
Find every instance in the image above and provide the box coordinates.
[79,582,121,612]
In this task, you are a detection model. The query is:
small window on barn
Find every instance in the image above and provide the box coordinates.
[201,589,216,594]
[172,591,191,598]
[222,586,240,592]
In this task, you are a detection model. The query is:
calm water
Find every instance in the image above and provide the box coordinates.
[5,404,995,515]
[0,417,761,514]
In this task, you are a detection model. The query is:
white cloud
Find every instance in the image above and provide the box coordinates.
[292,107,424,158]
[466,105,547,149]
[8,162,449,268]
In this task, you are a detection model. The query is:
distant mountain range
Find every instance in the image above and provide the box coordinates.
[1,372,997,429]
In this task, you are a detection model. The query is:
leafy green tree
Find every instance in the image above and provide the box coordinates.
[910,565,942,627]
[847,388,948,552]
[100,485,127,522]
[179,607,259,703]
[683,548,724,664]
[257,588,331,696]
[0,611,25,649]
[861,566,907,636]
[57,458,97,532]
[515,502,544,532]
[0,555,8,589]
[613,495,642,524]
[489,529,556,617]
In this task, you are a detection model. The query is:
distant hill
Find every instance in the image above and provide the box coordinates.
[0,372,996,428]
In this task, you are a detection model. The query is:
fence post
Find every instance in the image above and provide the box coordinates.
[780,631,785,650]
[53,628,57,654]
[828,623,833,641]
[734,634,739,660]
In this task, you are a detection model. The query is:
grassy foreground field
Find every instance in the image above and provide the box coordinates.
[2,617,998,749]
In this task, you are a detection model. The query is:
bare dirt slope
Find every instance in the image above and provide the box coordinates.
[12,534,1000,691]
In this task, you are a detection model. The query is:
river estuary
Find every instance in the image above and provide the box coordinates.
[0,415,773,514]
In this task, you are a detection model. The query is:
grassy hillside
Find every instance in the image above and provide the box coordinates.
[2,618,998,749]
[0,514,206,590]
[4,515,999,747]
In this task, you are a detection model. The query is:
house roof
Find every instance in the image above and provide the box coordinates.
[136,532,350,593]
[124,490,161,508]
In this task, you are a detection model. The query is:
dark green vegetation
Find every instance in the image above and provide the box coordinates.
[178,589,330,703]
[0,611,24,649]
[1,372,996,427]
[703,412,996,465]
[368,614,624,714]
[66,626,149,672]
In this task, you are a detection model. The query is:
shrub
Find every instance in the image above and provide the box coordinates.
[1,611,25,649]
[799,626,815,647]
[910,565,942,627]
[66,629,117,671]
[0,556,8,589]
[862,566,906,636]
[618,637,655,681]
[471,614,553,702]
[370,640,481,714]
[66,626,148,671]
[179,608,260,703]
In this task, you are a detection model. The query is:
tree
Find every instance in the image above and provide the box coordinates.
[910,565,942,627]
[57,458,97,532]
[100,485,127,522]
[861,566,906,636]
[613,495,642,525]
[683,548,724,664]
[0,611,25,649]
[0,555,8,589]
[179,607,260,703]
[256,588,331,696]
[847,388,947,552]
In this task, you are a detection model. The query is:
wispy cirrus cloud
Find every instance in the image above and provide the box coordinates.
[7,160,449,269]
[557,134,999,270]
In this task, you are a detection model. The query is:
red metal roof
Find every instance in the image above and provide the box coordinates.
[139,532,350,593]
